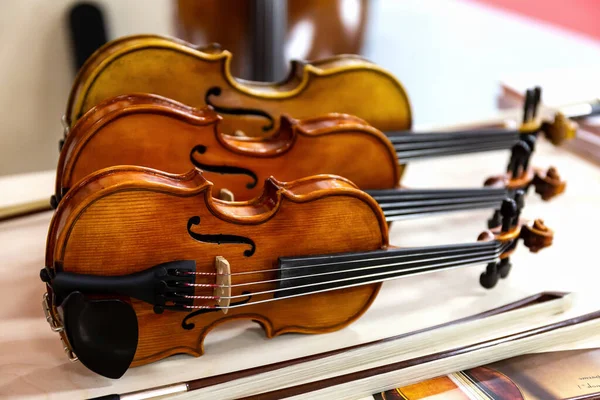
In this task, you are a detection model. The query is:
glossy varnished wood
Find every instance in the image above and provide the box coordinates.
[57,94,401,201]
[65,34,412,136]
[46,167,388,366]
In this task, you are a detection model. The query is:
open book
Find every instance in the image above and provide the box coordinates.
[373,348,600,400]
[94,292,600,399]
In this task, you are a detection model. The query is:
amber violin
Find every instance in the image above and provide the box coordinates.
[53,92,565,223]
[63,34,586,145]
[41,167,552,378]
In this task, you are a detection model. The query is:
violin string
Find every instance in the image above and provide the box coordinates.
[397,143,516,159]
[395,142,519,157]
[184,241,500,277]
[392,136,520,151]
[383,202,503,216]
[184,242,507,292]
[218,246,504,289]
[382,201,503,220]
[397,141,518,159]
[279,241,499,266]
[386,128,520,140]
[183,253,502,306]
[376,195,506,208]
[181,243,511,309]
[368,188,507,200]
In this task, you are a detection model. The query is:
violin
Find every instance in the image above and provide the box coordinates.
[41,167,552,378]
[63,34,583,145]
[53,92,565,222]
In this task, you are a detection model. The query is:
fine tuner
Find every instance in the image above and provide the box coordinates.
[41,166,552,378]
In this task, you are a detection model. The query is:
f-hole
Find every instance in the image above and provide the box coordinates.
[190,145,258,189]
[204,86,275,132]
[187,216,256,257]
[181,291,252,330]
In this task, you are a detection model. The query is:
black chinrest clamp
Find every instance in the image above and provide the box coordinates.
[42,260,197,313]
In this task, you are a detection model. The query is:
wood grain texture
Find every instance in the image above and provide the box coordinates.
[64,35,412,137]
[46,166,388,367]
[57,93,401,201]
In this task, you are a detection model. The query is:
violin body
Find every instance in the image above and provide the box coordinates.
[56,94,400,202]
[46,167,387,368]
[65,35,412,136]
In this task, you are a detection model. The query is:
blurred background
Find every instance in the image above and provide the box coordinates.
[1,0,600,176]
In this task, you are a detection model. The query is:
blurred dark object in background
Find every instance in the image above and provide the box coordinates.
[175,0,368,81]
[68,2,107,71]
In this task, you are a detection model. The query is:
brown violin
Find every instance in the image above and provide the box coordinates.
[53,93,565,223]
[63,34,584,144]
[42,167,551,378]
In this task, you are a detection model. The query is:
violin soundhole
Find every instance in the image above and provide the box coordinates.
[181,291,252,330]
[187,216,256,257]
[190,145,258,189]
[204,86,275,132]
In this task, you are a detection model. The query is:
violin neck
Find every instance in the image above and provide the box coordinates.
[367,187,508,221]
[387,128,521,161]
[275,241,504,299]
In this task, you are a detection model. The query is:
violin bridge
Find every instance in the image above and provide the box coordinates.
[214,256,231,314]
[218,188,235,201]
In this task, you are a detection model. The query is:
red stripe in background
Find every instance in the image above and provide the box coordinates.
[469,0,600,42]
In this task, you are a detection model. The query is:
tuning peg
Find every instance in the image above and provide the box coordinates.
[513,190,525,225]
[497,258,512,279]
[507,140,532,178]
[480,262,499,289]
[500,198,517,232]
[532,86,542,118]
[487,209,502,229]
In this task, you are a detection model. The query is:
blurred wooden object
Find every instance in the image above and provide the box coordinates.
[175,0,253,78]
[175,0,368,81]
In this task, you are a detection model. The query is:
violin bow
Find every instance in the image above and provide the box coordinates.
[0,198,52,223]
[246,308,600,400]
[88,292,569,400]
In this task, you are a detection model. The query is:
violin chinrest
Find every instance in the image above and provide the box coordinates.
[63,292,138,379]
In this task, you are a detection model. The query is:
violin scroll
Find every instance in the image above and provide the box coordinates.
[532,166,566,201]
[483,165,565,202]
[520,219,553,253]
[478,197,553,289]
[542,112,578,146]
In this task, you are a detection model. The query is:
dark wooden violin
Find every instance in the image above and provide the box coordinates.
[63,34,587,145]
[41,167,552,378]
[53,92,565,223]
